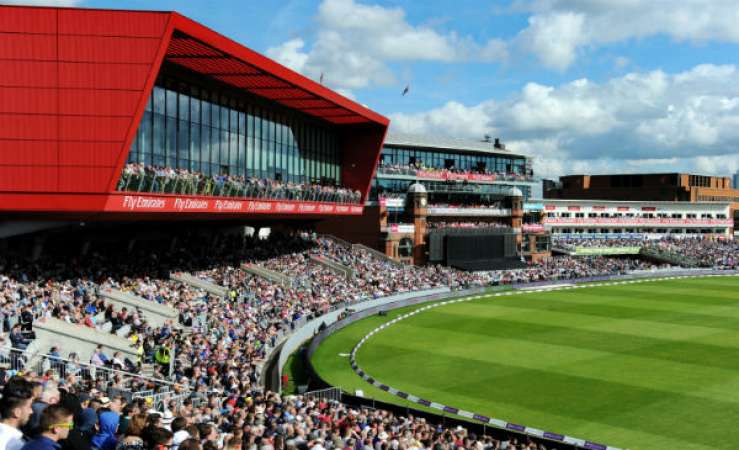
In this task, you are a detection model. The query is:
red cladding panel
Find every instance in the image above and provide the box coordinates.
[59,35,161,64]
[59,90,141,116]
[0,87,57,115]
[58,9,169,38]
[0,6,387,209]
[0,141,57,165]
[0,60,57,88]
[0,33,57,60]
[59,142,120,166]
[59,116,132,142]
[0,166,57,192]
[0,114,57,140]
[58,62,151,90]
[0,6,56,33]
[58,166,112,193]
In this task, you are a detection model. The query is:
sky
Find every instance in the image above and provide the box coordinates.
[10,0,739,180]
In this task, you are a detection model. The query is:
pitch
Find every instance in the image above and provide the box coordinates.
[312,276,739,450]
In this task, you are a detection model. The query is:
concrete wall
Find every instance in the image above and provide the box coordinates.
[33,317,138,363]
[98,287,178,328]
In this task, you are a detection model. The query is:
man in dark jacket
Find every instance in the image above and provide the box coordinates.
[61,407,96,450]
[20,405,73,450]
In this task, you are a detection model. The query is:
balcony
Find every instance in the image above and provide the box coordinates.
[376,165,535,184]
[543,217,734,227]
[427,205,512,217]
[105,164,365,216]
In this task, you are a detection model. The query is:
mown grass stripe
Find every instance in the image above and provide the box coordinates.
[328,275,739,450]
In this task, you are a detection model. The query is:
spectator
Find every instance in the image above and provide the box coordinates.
[170,417,188,450]
[0,378,35,450]
[147,428,173,450]
[115,413,146,450]
[62,407,96,450]
[24,383,59,438]
[90,346,109,368]
[20,405,73,450]
[9,326,29,351]
[90,408,119,450]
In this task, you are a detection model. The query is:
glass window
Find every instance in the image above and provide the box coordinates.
[153,86,165,114]
[212,103,220,130]
[201,99,211,127]
[190,122,200,173]
[166,89,177,118]
[128,81,345,191]
[139,111,152,165]
[165,115,176,168]
[127,134,138,163]
[152,111,165,166]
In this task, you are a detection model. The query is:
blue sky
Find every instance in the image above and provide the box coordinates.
[13,0,739,179]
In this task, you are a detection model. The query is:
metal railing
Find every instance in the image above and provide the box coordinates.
[117,170,361,204]
[304,386,343,402]
[640,248,702,268]
[376,166,535,183]
[352,243,404,267]
[1,348,182,394]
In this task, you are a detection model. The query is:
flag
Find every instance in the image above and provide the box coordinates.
[320,73,324,84]
[402,85,410,96]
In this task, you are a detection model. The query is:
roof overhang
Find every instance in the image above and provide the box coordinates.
[166,13,389,126]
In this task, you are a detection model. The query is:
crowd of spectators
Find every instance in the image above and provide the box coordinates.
[642,237,739,268]
[550,236,739,269]
[117,164,362,204]
[472,256,661,285]
[427,222,509,230]
[552,237,647,251]
[376,162,532,182]
[0,375,551,450]
[427,202,506,211]
[0,231,737,450]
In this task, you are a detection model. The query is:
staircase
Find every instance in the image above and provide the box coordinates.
[97,287,179,328]
[31,317,138,366]
[170,272,228,297]
[309,254,354,279]
[353,243,404,267]
[241,263,291,287]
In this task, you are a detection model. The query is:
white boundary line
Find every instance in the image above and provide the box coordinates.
[349,272,739,450]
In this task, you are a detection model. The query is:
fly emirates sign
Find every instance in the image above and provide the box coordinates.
[107,195,362,215]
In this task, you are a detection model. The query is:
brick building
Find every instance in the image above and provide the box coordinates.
[546,173,739,233]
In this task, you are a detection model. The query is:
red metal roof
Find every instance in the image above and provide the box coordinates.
[166,14,389,126]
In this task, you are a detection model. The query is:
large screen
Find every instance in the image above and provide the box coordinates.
[446,234,516,266]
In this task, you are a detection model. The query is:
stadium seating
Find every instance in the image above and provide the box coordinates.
[0,232,735,450]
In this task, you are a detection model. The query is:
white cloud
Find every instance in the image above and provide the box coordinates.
[516,11,585,71]
[266,0,508,91]
[513,0,739,70]
[389,101,494,138]
[389,64,739,179]
[266,38,308,73]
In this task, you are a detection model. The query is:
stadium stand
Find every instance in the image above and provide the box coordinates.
[0,232,736,450]
[118,163,363,204]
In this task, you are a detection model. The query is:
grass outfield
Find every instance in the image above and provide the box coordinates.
[311,276,739,450]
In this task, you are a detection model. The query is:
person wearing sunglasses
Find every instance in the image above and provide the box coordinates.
[19,405,73,450]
